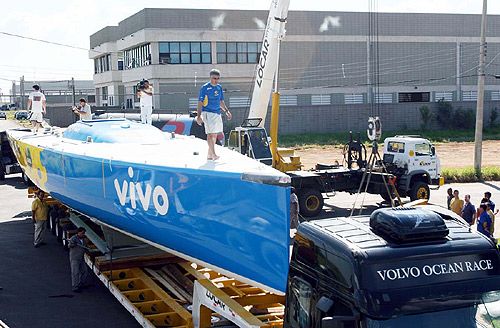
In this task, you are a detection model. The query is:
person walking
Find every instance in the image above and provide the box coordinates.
[461,194,476,225]
[446,188,453,210]
[477,203,493,239]
[72,98,92,120]
[69,227,90,292]
[31,190,49,247]
[484,192,497,214]
[196,69,232,160]
[449,190,464,216]
[27,84,46,132]
[137,80,154,125]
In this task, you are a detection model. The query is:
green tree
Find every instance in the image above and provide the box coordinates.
[435,99,453,129]
[490,107,499,127]
[419,105,432,130]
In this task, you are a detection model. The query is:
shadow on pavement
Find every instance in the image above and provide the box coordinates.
[0,175,27,190]
[482,181,500,192]
[0,218,139,328]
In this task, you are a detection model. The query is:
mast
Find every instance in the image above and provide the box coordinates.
[247,0,290,127]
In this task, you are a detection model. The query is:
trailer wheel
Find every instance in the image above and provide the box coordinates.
[298,188,324,217]
[55,220,63,242]
[410,181,430,201]
[50,214,57,235]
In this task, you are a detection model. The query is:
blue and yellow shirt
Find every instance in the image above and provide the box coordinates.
[198,82,224,114]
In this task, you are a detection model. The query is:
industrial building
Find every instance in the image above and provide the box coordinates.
[89,8,500,132]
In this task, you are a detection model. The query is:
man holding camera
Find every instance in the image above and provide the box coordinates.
[72,98,92,120]
[137,79,154,124]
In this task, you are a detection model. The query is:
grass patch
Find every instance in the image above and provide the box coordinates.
[279,126,500,148]
[442,166,500,183]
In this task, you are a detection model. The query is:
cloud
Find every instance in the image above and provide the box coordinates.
[211,13,226,30]
[319,16,341,33]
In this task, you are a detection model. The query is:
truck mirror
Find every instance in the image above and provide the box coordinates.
[431,146,435,156]
[321,316,357,328]
[316,296,334,312]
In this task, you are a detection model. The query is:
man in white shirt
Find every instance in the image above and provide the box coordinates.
[137,79,153,124]
[27,84,46,132]
[72,98,92,120]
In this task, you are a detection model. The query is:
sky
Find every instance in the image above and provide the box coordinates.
[0,0,499,100]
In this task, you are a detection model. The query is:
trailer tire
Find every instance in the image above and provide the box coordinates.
[298,188,324,217]
[49,214,57,235]
[55,220,63,242]
[410,181,430,201]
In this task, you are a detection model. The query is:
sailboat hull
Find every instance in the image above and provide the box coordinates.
[8,122,290,293]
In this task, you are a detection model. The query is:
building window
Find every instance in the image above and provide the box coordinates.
[124,43,151,69]
[492,91,500,101]
[229,97,250,108]
[94,54,111,74]
[311,94,331,105]
[434,91,453,102]
[462,91,477,102]
[101,86,108,104]
[159,42,211,64]
[280,95,298,106]
[126,98,133,109]
[374,93,393,104]
[344,93,364,104]
[398,92,430,103]
[118,52,124,71]
[189,98,198,109]
[216,42,261,64]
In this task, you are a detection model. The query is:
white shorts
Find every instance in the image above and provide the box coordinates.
[29,112,43,123]
[202,111,223,134]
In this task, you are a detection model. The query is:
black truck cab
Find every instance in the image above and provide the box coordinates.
[0,130,23,180]
[285,207,500,328]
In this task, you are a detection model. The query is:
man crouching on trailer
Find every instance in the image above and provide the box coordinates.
[69,227,90,293]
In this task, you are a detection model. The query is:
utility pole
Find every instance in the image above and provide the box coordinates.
[474,0,487,177]
[20,76,25,109]
[367,39,372,104]
[71,77,76,106]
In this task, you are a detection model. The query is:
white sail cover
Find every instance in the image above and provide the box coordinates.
[247,0,290,126]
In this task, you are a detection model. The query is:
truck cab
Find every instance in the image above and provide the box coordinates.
[285,207,500,327]
[0,130,23,180]
[384,136,442,185]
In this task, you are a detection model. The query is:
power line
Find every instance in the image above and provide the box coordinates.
[0,31,91,52]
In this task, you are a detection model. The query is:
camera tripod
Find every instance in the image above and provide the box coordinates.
[350,140,401,217]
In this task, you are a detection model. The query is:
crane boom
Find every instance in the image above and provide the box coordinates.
[247,0,290,126]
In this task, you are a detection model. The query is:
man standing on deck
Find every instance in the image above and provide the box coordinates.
[27,84,46,132]
[196,69,232,160]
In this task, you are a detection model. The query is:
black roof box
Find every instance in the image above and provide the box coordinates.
[370,207,449,243]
